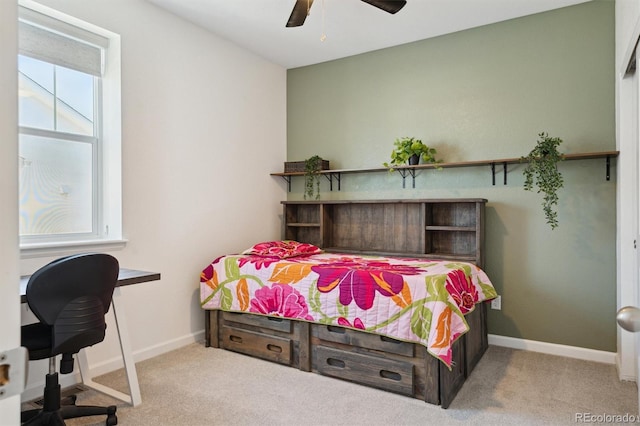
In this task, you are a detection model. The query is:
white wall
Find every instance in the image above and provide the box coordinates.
[19,0,287,397]
[0,1,21,422]
[616,0,640,380]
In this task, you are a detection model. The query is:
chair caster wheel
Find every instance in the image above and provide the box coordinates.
[106,414,118,425]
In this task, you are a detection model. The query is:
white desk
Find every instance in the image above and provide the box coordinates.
[20,268,161,407]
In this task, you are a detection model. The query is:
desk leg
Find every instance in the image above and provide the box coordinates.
[77,287,142,407]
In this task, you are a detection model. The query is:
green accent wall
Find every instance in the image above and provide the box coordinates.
[286,1,616,351]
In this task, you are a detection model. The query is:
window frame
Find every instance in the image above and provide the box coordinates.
[18,0,124,257]
[18,62,102,243]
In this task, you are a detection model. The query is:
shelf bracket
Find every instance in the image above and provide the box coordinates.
[606,155,611,181]
[323,172,342,191]
[491,162,508,186]
[503,161,508,185]
[280,175,292,192]
[323,173,332,190]
[491,163,495,186]
[398,168,416,188]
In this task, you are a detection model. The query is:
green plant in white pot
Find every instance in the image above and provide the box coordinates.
[383,137,440,170]
[521,132,564,230]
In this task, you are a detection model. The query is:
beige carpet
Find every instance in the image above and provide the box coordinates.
[26,342,638,425]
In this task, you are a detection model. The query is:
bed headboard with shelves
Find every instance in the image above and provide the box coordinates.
[282,198,486,267]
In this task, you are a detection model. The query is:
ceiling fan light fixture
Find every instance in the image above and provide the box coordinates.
[286,0,314,27]
[360,0,407,15]
[285,0,406,28]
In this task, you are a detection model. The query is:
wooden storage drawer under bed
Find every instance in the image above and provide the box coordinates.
[313,345,416,396]
[206,310,311,371]
[310,322,467,407]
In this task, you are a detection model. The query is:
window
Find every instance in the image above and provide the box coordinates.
[18,1,122,253]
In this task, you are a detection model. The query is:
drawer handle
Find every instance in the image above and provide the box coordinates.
[326,358,346,368]
[229,335,243,343]
[380,335,401,344]
[380,370,402,381]
[267,344,282,353]
[327,326,345,334]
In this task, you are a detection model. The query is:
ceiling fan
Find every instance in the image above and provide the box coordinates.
[286,0,407,27]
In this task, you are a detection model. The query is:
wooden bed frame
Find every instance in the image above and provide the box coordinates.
[203,198,489,408]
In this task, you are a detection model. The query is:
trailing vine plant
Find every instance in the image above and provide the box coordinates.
[304,155,323,200]
[521,132,564,230]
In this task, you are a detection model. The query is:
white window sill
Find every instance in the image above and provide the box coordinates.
[20,238,128,259]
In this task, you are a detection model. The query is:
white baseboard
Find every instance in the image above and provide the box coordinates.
[489,334,617,365]
[21,330,205,403]
[87,330,205,378]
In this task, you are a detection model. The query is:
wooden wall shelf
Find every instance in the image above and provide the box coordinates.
[271,151,619,191]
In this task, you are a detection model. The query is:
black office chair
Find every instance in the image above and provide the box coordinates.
[21,253,120,426]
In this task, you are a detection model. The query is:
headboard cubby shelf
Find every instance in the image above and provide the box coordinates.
[282,199,486,268]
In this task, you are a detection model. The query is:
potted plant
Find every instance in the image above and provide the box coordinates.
[521,132,564,230]
[383,137,440,170]
[304,155,324,200]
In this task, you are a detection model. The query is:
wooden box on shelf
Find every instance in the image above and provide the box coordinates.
[284,160,330,173]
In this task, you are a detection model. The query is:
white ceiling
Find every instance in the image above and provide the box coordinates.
[146,0,591,69]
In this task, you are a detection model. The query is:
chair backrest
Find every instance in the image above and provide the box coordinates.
[26,253,119,356]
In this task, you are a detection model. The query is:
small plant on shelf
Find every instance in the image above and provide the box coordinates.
[383,137,440,171]
[521,132,564,230]
[304,155,324,200]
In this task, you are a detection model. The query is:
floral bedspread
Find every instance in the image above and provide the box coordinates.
[200,253,497,368]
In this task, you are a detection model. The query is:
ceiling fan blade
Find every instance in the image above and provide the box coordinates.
[286,0,314,27]
[360,0,407,14]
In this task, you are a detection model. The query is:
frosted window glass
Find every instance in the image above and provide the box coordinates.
[19,134,93,236]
